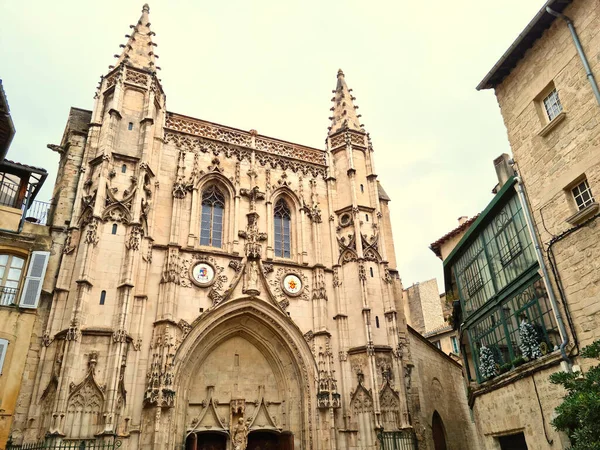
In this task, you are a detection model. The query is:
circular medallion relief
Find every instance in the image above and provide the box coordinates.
[190,262,216,287]
[282,273,303,297]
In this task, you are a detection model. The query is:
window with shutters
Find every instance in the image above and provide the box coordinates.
[0,254,24,306]
[0,338,8,374]
[19,251,50,309]
[200,186,225,248]
[274,199,291,258]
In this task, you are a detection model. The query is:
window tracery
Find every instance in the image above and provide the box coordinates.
[200,186,225,248]
[274,199,291,258]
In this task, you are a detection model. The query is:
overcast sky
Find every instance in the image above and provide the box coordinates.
[1,0,543,292]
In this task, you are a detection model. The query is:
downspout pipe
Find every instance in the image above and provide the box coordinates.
[514,176,572,367]
[547,6,600,108]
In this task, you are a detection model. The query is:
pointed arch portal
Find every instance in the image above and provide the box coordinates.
[432,410,447,450]
[172,298,317,450]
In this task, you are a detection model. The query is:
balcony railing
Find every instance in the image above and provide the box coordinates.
[0,176,19,208]
[0,286,18,306]
[25,200,51,225]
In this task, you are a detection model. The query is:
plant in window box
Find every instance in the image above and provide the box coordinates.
[479,345,499,380]
[519,319,543,361]
[511,356,526,368]
[498,362,512,374]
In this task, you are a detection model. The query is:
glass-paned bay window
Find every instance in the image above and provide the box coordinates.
[200,186,225,248]
[453,194,537,317]
[274,199,291,258]
[468,277,559,383]
[483,195,537,291]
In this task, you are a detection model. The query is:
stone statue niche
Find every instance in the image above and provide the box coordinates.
[230,399,249,450]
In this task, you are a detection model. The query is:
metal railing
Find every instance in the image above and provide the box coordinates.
[0,286,18,306]
[377,430,418,450]
[25,200,51,225]
[0,177,19,208]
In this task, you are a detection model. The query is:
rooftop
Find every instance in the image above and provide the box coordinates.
[429,215,479,258]
[477,0,572,90]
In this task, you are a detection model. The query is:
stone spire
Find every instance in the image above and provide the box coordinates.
[113,4,159,72]
[328,69,363,136]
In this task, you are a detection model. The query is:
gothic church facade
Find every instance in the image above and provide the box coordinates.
[9,5,476,450]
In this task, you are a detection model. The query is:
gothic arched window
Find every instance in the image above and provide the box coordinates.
[200,186,225,248]
[274,199,291,258]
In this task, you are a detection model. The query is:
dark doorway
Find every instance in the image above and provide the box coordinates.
[247,431,293,450]
[185,432,227,450]
[432,411,447,450]
[498,432,528,450]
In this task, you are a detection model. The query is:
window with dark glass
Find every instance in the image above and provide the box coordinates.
[274,199,291,258]
[200,186,225,248]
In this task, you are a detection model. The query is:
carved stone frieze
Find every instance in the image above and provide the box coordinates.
[164,131,327,179]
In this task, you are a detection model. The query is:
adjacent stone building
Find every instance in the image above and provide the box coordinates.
[454,0,600,447]
[6,5,477,450]
[0,80,53,449]
[403,280,460,360]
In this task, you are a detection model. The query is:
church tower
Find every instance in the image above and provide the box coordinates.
[10,5,433,450]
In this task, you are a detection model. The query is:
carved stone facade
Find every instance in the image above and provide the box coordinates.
[9,5,476,450]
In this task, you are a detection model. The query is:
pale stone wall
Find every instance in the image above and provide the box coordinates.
[0,224,52,448]
[403,279,444,335]
[493,0,600,371]
[408,328,479,450]
[467,0,600,445]
[469,358,570,449]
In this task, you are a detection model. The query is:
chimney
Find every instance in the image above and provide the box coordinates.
[493,153,516,190]
[458,216,468,226]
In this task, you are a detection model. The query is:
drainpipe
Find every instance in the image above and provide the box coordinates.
[547,6,600,108]
[514,175,571,367]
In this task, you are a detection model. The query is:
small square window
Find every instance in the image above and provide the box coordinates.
[543,88,563,122]
[572,179,595,210]
[432,340,441,350]
[128,122,134,131]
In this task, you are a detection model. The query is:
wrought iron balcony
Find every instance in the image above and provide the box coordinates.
[25,199,51,225]
[0,286,18,306]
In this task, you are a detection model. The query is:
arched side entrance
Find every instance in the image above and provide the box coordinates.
[432,410,447,450]
[185,431,228,450]
[171,299,317,450]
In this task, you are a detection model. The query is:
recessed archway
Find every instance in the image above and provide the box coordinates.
[170,298,317,450]
[432,410,447,450]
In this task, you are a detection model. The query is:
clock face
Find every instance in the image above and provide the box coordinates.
[191,262,215,287]
[283,274,302,296]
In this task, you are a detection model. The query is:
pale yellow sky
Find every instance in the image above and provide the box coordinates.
[0,0,544,290]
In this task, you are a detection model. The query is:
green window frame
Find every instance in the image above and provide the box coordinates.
[453,195,537,319]
[467,277,559,383]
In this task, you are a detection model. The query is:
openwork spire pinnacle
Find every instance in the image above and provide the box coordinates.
[328,69,363,136]
[112,4,159,72]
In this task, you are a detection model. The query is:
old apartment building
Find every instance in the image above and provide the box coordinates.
[432,0,600,448]
[5,5,478,450]
[0,80,53,448]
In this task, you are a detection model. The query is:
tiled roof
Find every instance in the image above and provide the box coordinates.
[3,159,47,174]
[429,215,479,258]
[424,324,453,338]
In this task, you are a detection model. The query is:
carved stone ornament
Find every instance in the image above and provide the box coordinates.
[268,267,309,302]
[190,261,217,287]
[84,218,100,247]
[281,273,304,297]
